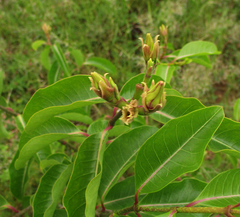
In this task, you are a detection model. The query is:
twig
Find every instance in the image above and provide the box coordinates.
[12,205,32,217]
[0,105,18,116]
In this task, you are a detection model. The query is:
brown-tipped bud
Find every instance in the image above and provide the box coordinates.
[160,24,168,37]
[42,23,51,35]
[89,72,120,104]
[142,44,151,62]
[141,80,166,112]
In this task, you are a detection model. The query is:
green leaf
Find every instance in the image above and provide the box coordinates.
[104,176,147,210]
[32,40,46,51]
[22,75,104,133]
[209,118,240,158]
[108,125,130,138]
[177,41,221,60]
[150,96,204,124]
[9,150,32,200]
[0,69,3,96]
[99,126,158,203]
[195,169,240,207]
[155,65,175,83]
[14,114,26,133]
[0,195,9,210]
[164,88,182,97]
[40,153,69,171]
[189,56,212,69]
[63,133,103,217]
[41,45,51,70]
[52,44,70,77]
[33,163,72,217]
[70,49,84,67]
[84,57,116,74]
[139,178,206,207]
[135,106,224,194]
[59,112,93,125]
[15,117,81,169]
[87,119,108,135]
[233,98,240,121]
[53,209,68,217]
[48,60,60,85]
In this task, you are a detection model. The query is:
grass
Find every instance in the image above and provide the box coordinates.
[0,0,240,215]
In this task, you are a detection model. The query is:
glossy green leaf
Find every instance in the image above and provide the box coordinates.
[189,56,212,69]
[0,195,9,210]
[135,106,224,194]
[33,164,72,217]
[15,117,81,169]
[99,126,158,203]
[70,49,84,67]
[104,176,147,210]
[63,133,103,217]
[233,98,240,121]
[139,178,206,207]
[177,41,221,60]
[120,74,171,101]
[40,153,70,170]
[22,75,104,133]
[87,119,108,135]
[108,125,130,138]
[150,96,204,124]
[14,114,25,133]
[41,45,51,70]
[53,209,68,217]
[164,88,182,97]
[52,44,70,77]
[155,65,175,83]
[59,112,93,125]
[195,169,240,207]
[208,118,240,158]
[9,150,32,200]
[32,40,46,51]
[84,57,116,74]
[48,60,60,85]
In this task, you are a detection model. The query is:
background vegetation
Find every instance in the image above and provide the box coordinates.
[0,0,240,216]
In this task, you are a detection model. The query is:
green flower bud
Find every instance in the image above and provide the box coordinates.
[89,72,120,104]
[160,24,168,37]
[141,80,166,112]
[146,33,153,50]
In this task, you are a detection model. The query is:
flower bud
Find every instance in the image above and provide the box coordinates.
[42,23,51,35]
[89,72,120,103]
[141,80,166,112]
[160,24,168,37]
[139,34,160,63]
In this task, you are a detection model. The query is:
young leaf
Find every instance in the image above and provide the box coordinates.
[194,169,240,207]
[33,164,72,217]
[189,56,212,69]
[15,117,81,169]
[233,98,240,121]
[150,96,204,124]
[70,49,84,67]
[208,118,240,158]
[177,41,221,60]
[22,75,104,133]
[139,178,206,207]
[9,151,32,200]
[31,40,46,51]
[63,133,103,217]
[84,57,116,74]
[52,44,70,77]
[48,60,60,85]
[135,106,224,195]
[99,126,158,203]
[155,65,175,83]
[41,45,51,70]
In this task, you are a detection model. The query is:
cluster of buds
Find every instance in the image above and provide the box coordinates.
[139,33,159,63]
[89,72,126,107]
[141,80,166,113]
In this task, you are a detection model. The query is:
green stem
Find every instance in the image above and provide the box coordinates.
[108,110,122,127]
[115,206,240,216]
